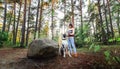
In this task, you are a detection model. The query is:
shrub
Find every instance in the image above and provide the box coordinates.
[0,31,8,47]
[108,37,120,44]
[116,37,120,42]
[89,43,101,52]
[75,24,92,47]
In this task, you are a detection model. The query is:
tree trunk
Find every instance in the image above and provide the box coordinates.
[63,0,66,33]
[117,9,120,36]
[38,0,43,38]
[80,0,83,37]
[103,0,109,40]
[26,0,31,46]
[15,0,22,44]
[2,0,7,32]
[34,0,40,39]
[51,1,54,40]
[13,1,16,45]
[106,0,114,38]
[20,0,27,47]
[71,0,74,26]
[98,0,107,44]
[92,20,96,36]
[7,10,13,32]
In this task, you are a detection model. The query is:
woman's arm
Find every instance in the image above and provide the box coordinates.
[70,28,74,35]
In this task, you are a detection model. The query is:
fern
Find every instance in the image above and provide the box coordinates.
[104,51,111,61]
[89,43,94,50]
[94,45,100,52]
[113,56,120,64]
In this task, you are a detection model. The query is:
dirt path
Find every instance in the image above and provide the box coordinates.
[0,48,119,69]
[0,48,27,69]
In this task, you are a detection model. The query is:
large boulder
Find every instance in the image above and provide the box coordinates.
[27,38,59,59]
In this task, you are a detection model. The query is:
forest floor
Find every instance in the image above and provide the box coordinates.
[0,46,120,69]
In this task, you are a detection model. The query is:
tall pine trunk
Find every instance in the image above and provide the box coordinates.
[91,20,96,36]
[7,10,13,32]
[38,0,43,38]
[26,0,31,46]
[34,0,40,39]
[80,0,83,40]
[106,0,114,38]
[51,1,54,39]
[13,2,16,44]
[98,0,106,44]
[71,0,74,26]
[117,9,120,36]
[63,0,66,33]
[2,0,7,32]
[103,0,109,40]
[15,0,22,44]
[20,0,27,47]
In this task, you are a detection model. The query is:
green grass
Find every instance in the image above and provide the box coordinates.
[77,47,90,53]
[77,45,120,53]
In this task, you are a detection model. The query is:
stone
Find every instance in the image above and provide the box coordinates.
[27,38,59,59]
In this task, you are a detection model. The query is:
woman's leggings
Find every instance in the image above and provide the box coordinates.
[68,37,77,54]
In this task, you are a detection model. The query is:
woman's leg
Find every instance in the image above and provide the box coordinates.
[68,38,72,53]
[70,37,77,54]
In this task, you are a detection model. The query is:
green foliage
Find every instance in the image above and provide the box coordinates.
[75,23,93,47]
[94,45,100,52]
[84,36,95,45]
[52,9,54,16]
[89,43,94,50]
[49,0,52,2]
[63,14,71,22]
[113,56,120,64]
[112,2,120,13]
[88,3,95,13]
[104,50,111,61]
[53,36,58,42]
[89,43,101,52]
[89,45,120,64]
[0,31,8,47]
[104,50,120,64]
[3,40,13,47]
[116,37,120,42]
[61,0,64,2]
[108,38,115,43]
[0,0,4,3]
[108,37,120,44]
[104,50,112,64]
[75,28,83,47]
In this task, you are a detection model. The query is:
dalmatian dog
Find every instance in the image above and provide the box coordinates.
[58,34,72,57]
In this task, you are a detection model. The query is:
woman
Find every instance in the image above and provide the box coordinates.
[67,23,77,57]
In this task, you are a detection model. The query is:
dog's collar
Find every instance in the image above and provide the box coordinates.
[62,39,66,40]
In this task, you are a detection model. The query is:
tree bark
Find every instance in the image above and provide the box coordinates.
[15,0,22,44]
[20,0,27,47]
[13,1,16,44]
[80,1,83,31]
[34,0,40,39]
[80,0,83,41]
[103,0,109,40]
[63,0,66,33]
[38,0,43,38]
[117,9,120,36]
[7,10,13,32]
[71,0,74,26]
[2,0,7,32]
[26,0,31,46]
[51,1,54,39]
[98,0,106,44]
[106,0,114,38]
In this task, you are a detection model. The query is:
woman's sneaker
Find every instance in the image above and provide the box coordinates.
[74,53,78,58]
[71,53,78,57]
